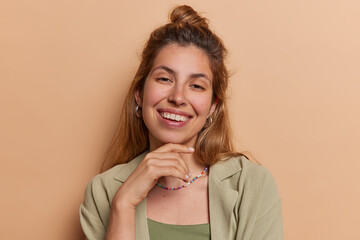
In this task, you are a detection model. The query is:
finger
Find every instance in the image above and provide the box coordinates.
[153,143,195,154]
[145,152,190,176]
[143,157,189,180]
[151,165,190,182]
[152,144,193,175]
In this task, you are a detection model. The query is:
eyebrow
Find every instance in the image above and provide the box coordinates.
[150,65,211,83]
[151,65,176,76]
[190,73,211,82]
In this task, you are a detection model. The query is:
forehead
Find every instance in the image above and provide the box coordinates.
[151,44,213,79]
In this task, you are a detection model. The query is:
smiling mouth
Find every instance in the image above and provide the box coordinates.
[160,112,190,122]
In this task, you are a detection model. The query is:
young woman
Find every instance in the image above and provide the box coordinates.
[80,5,282,240]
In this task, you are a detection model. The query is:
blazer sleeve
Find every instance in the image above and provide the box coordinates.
[79,177,110,240]
[249,167,283,240]
[249,198,283,240]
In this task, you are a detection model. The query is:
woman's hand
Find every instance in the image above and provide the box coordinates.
[105,143,193,239]
[112,143,193,209]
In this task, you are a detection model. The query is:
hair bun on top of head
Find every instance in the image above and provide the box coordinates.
[170,5,209,28]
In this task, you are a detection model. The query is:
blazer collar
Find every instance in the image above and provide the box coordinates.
[210,156,242,181]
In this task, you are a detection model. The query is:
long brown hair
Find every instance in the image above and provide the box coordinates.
[102,5,244,171]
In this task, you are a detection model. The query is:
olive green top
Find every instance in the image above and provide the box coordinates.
[80,152,283,240]
[147,218,210,240]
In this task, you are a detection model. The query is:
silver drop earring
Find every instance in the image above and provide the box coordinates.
[135,105,142,118]
[204,116,213,128]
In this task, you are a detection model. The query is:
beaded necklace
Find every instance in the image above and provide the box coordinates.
[155,165,209,190]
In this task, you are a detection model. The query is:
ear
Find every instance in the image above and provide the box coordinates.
[135,89,142,107]
[208,97,219,117]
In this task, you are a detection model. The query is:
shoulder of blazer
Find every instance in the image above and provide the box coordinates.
[210,154,269,181]
[210,154,279,197]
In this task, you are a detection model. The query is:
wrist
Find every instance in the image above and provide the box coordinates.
[112,190,137,212]
[107,194,136,240]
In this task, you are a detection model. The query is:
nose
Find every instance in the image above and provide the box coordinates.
[168,85,188,106]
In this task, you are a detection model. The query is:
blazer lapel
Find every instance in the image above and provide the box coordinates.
[209,157,242,240]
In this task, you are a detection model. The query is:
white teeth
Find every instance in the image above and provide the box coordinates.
[161,112,189,122]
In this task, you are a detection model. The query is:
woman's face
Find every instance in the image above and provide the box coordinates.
[136,44,217,150]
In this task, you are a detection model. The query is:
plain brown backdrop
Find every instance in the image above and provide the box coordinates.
[1,0,359,239]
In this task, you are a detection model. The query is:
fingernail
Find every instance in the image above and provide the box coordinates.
[185,175,189,179]
[188,172,192,177]
[188,147,195,152]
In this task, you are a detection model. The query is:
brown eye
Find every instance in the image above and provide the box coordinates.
[191,84,205,90]
[157,77,172,83]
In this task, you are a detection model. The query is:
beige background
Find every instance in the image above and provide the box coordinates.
[1,0,359,239]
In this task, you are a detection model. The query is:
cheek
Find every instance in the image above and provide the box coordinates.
[143,84,166,106]
[190,96,212,115]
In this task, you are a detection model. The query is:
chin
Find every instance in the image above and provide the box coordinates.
[150,132,197,147]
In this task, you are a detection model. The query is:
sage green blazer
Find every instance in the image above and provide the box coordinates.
[80,152,283,240]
